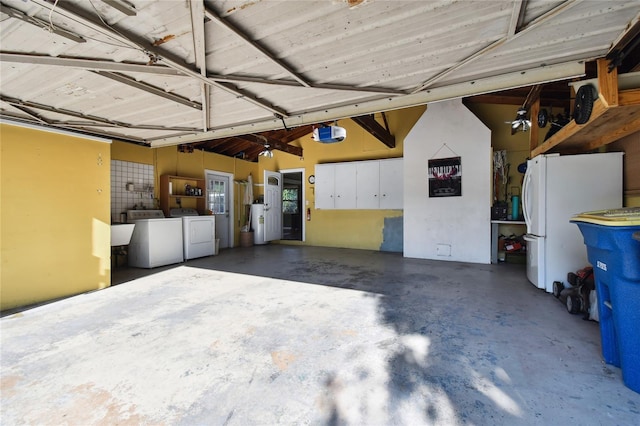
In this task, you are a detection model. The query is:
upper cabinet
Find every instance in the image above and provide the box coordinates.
[315,158,403,210]
[315,163,357,209]
[379,158,403,209]
[356,161,380,209]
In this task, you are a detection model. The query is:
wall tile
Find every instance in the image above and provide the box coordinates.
[110,160,156,222]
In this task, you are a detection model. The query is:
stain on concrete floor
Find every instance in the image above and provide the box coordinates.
[2,245,639,425]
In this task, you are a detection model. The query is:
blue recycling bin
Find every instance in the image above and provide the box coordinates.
[572,208,640,393]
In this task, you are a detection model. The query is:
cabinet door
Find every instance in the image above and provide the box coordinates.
[334,163,357,209]
[356,161,380,209]
[379,158,403,209]
[315,164,335,209]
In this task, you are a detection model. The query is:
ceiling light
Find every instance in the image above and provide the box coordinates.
[507,108,532,133]
[259,143,273,158]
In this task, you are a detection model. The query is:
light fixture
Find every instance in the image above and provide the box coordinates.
[508,108,532,133]
[256,134,273,158]
[259,143,273,158]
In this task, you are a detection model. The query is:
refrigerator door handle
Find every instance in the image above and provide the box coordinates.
[522,168,532,234]
[523,234,536,242]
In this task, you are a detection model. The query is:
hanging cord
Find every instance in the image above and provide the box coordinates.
[47,0,60,32]
[430,142,459,159]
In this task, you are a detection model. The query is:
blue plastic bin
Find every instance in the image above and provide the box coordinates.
[572,208,640,393]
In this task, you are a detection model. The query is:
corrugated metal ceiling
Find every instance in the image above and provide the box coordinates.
[1,0,638,159]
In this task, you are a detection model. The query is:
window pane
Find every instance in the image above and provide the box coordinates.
[207,179,226,214]
[283,201,298,214]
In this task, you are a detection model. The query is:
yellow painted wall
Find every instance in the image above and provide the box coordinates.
[111,141,259,246]
[466,103,530,200]
[257,106,426,250]
[1,124,111,311]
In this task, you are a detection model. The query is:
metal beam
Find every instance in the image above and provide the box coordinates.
[410,0,579,94]
[0,52,404,95]
[204,6,310,88]
[0,116,117,142]
[101,0,137,17]
[47,121,197,132]
[4,104,50,124]
[351,114,395,148]
[0,53,183,75]
[0,3,85,43]
[189,0,209,131]
[92,71,202,110]
[0,95,197,132]
[150,60,585,147]
[29,0,289,117]
[507,0,526,37]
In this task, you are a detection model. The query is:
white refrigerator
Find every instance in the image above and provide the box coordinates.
[522,152,623,293]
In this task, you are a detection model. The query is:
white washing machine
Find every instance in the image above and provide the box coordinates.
[169,208,216,259]
[127,210,184,268]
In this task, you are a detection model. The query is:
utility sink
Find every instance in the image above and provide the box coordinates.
[111,224,135,246]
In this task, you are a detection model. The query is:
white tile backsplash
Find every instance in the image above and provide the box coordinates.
[111,160,156,222]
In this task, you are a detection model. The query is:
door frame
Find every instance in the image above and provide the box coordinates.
[280,168,306,242]
[205,169,235,248]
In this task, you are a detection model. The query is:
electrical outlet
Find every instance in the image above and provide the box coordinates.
[436,244,451,256]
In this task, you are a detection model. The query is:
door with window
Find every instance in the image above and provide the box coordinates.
[206,172,231,248]
[263,170,282,242]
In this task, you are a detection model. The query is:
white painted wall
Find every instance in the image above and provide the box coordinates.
[404,99,491,264]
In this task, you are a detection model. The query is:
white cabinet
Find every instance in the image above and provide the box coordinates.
[315,163,335,209]
[356,161,380,209]
[380,158,403,209]
[315,158,403,210]
[334,163,357,209]
[315,163,357,209]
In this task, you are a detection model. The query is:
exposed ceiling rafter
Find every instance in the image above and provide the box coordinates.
[351,114,395,148]
[236,134,302,157]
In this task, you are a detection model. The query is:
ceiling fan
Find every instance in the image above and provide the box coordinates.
[505,84,542,135]
[256,134,273,158]
[259,143,273,158]
[508,108,532,133]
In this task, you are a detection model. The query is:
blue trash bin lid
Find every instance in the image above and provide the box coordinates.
[571,207,640,226]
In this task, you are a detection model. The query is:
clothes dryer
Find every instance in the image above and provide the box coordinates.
[169,208,216,259]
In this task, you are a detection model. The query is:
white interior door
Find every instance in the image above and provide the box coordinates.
[264,170,282,242]
[206,171,232,248]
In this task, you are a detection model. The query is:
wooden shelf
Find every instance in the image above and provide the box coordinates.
[160,174,205,216]
[531,60,640,157]
[532,89,640,157]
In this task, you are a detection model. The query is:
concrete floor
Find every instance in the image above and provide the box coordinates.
[2,245,639,425]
